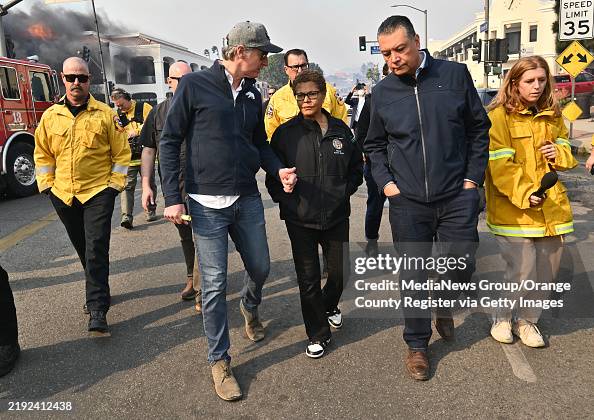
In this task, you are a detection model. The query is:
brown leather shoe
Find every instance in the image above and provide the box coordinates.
[435,316,455,341]
[405,350,429,381]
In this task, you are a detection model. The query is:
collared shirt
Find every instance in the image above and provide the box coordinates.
[189,68,242,209]
[355,95,365,122]
[226,68,244,103]
[415,50,427,79]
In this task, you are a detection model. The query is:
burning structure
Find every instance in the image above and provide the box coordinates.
[5,3,211,104]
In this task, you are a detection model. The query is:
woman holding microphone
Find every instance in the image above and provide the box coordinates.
[485,56,577,347]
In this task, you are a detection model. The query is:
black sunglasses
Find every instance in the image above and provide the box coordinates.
[64,74,90,83]
[169,76,181,81]
[246,48,268,59]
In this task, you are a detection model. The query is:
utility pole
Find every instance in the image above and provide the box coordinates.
[391,4,428,49]
[90,0,110,103]
[483,0,489,89]
[0,0,25,57]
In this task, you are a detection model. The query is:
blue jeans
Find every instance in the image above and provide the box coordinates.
[364,162,386,240]
[388,188,480,350]
[188,194,270,364]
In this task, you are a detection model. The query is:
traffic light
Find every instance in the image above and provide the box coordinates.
[487,39,509,63]
[496,38,509,63]
[82,46,90,62]
[471,40,482,62]
[359,36,366,51]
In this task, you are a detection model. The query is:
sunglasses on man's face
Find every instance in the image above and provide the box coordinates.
[245,48,268,60]
[63,74,90,83]
[169,76,181,81]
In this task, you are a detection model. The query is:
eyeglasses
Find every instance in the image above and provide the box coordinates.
[169,76,181,81]
[63,74,90,83]
[286,63,309,71]
[294,90,320,102]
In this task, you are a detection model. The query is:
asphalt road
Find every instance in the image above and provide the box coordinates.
[1,165,593,419]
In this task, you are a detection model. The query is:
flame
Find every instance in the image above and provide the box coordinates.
[27,23,54,41]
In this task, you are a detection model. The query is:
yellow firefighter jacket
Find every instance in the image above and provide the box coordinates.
[485,105,577,237]
[265,81,348,139]
[34,95,130,206]
[120,100,152,166]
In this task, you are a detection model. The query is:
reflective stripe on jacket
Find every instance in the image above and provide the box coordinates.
[264,81,347,140]
[485,105,577,237]
[34,95,130,205]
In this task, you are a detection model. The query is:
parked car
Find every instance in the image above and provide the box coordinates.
[554,72,594,99]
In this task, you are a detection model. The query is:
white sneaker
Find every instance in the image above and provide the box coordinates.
[327,307,342,329]
[305,338,331,359]
[490,319,513,344]
[512,319,545,348]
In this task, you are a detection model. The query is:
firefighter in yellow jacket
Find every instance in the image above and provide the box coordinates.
[265,48,347,139]
[485,56,577,349]
[34,57,130,335]
[110,88,154,229]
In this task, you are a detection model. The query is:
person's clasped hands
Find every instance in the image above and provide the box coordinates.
[279,167,297,193]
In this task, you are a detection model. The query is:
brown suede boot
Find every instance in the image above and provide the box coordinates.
[240,300,264,342]
[211,360,242,401]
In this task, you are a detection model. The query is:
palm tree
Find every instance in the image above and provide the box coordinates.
[203,49,210,58]
[211,46,219,58]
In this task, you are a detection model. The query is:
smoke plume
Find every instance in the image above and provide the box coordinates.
[4,1,127,73]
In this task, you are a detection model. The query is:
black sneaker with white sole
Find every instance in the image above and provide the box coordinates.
[305,338,331,359]
[326,307,343,329]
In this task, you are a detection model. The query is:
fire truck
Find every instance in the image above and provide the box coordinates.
[0,57,58,197]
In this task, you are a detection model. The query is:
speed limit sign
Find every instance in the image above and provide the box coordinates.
[559,0,594,41]
[559,0,594,40]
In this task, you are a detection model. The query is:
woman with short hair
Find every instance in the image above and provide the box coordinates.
[266,70,363,358]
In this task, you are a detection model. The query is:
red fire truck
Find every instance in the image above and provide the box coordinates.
[0,57,58,197]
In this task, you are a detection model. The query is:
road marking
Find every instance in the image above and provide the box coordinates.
[0,211,58,252]
[500,342,537,383]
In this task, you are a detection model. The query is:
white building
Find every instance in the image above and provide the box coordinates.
[431,0,558,88]
[84,32,212,104]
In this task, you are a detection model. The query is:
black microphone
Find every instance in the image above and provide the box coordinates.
[533,171,558,198]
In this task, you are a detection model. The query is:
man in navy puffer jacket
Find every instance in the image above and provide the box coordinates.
[365,15,490,381]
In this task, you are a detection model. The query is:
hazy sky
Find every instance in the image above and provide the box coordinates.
[23,0,486,74]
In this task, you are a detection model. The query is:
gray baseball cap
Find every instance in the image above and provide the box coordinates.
[226,21,282,53]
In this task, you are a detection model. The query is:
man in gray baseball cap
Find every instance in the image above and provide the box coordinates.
[160,21,297,401]
[225,21,282,54]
